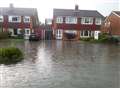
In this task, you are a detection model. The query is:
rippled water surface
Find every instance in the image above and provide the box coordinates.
[0,40,120,88]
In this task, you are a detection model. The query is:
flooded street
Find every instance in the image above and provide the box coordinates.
[0,40,120,88]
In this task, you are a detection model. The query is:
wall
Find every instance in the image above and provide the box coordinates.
[101,13,120,35]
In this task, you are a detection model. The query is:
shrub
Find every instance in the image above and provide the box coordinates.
[0,32,9,39]
[0,47,24,64]
[9,35,24,39]
[98,33,119,43]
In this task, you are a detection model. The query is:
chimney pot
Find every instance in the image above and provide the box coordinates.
[10,3,14,8]
[75,5,79,10]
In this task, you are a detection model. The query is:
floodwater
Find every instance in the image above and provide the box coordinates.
[0,40,120,88]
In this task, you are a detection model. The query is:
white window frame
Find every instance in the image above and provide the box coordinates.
[56,17,63,23]
[56,29,63,39]
[81,17,93,25]
[80,30,92,37]
[25,28,31,35]
[95,18,102,25]
[9,16,21,22]
[65,16,77,24]
[24,16,31,23]
[0,16,3,22]
[17,28,22,34]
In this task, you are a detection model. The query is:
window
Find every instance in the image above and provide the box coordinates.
[56,17,63,23]
[80,30,92,37]
[84,30,89,36]
[24,16,30,23]
[9,16,21,22]
[17,29,22,34]
[81,17,93,24]
[0,16,3,22]
[25,28,30,35]
[91,31,94,37]
[65,17,77,24]
[95,18,102,25]
[56,29,63,39]
[80,31,84,36]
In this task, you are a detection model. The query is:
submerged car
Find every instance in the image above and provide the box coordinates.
[29,33,40,41]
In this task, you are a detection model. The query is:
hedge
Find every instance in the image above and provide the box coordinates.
[0,47,24,64]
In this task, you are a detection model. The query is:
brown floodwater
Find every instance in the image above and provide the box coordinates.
[0,40,120,88]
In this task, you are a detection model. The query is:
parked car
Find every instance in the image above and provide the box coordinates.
[29,33,40,41]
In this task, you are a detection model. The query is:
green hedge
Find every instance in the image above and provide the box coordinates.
[0,32,9,39]
[99,33,119,43]
[0,47,24,64]
[80,33,119,43]
[9,35,24,39]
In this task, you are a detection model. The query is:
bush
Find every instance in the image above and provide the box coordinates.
[98,33,119,43]
[0,32,9,39]
[0,47,24,64]
[9,35,24,39]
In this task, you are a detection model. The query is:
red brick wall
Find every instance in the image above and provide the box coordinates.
[101,13,120,35]
[53,16,101,31]
[2,15,33,30]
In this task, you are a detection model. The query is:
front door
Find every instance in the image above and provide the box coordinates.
[56,29,63,39]
[14,28,17,35]
[24,28,31,39]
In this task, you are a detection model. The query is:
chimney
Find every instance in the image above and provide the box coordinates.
[75,4,79,10]
[9,3,14,8]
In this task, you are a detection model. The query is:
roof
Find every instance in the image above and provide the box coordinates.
[53,9,104,18]
[113,11,120,16]
[0,7,38,16]
[0,4,40,28]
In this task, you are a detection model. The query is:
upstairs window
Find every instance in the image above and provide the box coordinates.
[65,17,77,24]
[9,16,21,22]
[81,17,93,24]
[24,16,31,23]
[56,17,63,23]
[95,18,102,25]
[0,16,3,22]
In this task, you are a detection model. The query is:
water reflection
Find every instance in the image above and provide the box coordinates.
[0,40,120,88]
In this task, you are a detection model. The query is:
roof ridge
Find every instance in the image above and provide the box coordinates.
[54,8,98,11]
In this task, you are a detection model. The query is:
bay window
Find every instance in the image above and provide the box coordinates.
[80,30,93,37]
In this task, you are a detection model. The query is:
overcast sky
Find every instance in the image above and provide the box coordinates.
[0,0,119,23]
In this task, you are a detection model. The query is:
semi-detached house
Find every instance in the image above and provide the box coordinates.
[101,11,120,39]
[52,5,104,40]
[0,4,39,39]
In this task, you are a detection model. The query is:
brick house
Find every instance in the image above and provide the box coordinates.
[101,11,120,38]
[0,4,39,39]
[52,5,104,40]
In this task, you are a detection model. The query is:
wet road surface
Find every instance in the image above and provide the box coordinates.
[0,40,120,88]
